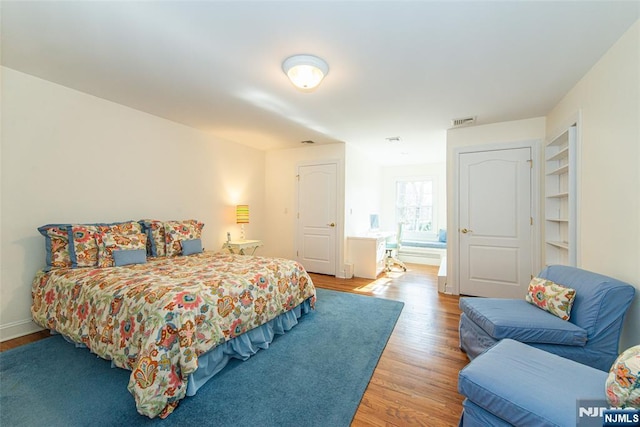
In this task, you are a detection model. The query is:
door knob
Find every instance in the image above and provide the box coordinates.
[328,223,336,227]
[461,228,473,234]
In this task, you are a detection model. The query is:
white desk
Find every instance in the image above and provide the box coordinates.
[347,232,394,279]
[222,240,263,255]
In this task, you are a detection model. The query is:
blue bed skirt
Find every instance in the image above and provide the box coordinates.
[58,296,313,397]
[185,296,314,396]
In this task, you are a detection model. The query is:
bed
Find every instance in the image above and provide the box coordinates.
[31,220,316,418]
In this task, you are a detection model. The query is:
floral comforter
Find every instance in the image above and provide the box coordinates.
[31,252,316,418]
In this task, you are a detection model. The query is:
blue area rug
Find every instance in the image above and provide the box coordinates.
[1,288,403,426]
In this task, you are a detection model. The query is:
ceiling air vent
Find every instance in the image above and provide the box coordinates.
[451,116,476,127]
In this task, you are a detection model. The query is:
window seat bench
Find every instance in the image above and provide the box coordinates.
[398,240,446,266]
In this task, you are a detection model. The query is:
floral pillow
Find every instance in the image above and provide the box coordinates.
[96,232,147,268]
[525,277,576,321]
[107,221,142,236]
[164,220,204,257]
[38,224,73,270]
[606,345,640,408]
[140,219,167,257]
[71,221,143,268]
[70,225,103,268]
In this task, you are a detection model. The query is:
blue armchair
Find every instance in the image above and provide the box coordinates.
[459,265,636,371]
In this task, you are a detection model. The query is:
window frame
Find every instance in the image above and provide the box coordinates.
[394,176,438,242]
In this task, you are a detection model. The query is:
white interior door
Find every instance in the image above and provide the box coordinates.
[459,147,532,298]
[297,163,337,275]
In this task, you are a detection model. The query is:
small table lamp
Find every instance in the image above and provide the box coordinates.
[236,204,249,240]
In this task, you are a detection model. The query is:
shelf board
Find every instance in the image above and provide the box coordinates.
[547,130,569,148]
[546,218,569,222]
[546,147,569,162]
[546,192,569,199]
[546,240,569,250]
[546,164,569,176]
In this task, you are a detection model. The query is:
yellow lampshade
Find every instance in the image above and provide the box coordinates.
[236,205,249,224]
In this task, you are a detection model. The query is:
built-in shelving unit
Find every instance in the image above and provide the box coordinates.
[544,125,577,266]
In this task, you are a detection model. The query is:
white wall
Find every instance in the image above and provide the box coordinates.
[263,143,345,265]
[0,67,266,340]
[344,143,383,237]
[445,117,547,294]
[546,21,639,349]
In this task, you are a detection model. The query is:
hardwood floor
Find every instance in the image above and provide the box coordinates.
[0,330,50,352]
[1,263,468,426]
[312,264,468,426]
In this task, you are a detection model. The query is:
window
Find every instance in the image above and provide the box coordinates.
[395,179,436,241]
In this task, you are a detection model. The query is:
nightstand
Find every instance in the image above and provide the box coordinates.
[221,240,263,255]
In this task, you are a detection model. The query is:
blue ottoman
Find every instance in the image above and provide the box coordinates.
[458,339,608,426]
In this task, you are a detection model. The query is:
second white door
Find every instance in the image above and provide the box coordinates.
[296,163,337,275]
[459,147,533,298]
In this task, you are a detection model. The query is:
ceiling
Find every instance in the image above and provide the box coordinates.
[2,1,638,165]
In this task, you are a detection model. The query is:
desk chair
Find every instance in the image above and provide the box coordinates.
[385,223,407,272]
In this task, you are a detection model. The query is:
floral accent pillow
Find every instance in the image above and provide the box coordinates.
[71,221,143,268]
[107,221,143,236]
[38,224,73,270]
[525,277,576,321]
[164,220,204,257]
[606,345,640,408]
[141,219,167,257]
[70,225,103,268]
[96,232,147,268]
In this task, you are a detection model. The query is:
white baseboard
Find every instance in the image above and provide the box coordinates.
[0,318,44,342]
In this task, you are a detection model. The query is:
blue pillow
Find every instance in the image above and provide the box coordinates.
[112,249,147,267]
[181,238,203,256]
[438,229,447,243]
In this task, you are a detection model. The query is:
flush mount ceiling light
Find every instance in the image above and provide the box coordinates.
[282,54,329,91]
